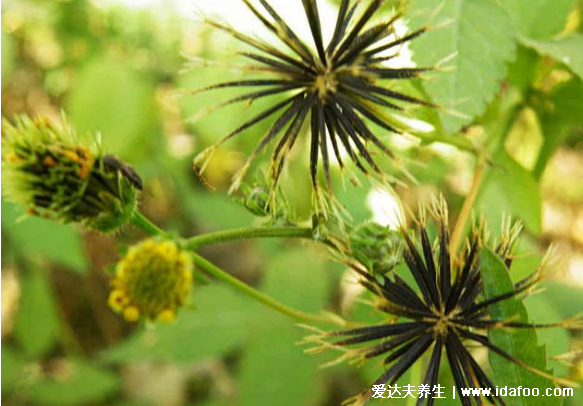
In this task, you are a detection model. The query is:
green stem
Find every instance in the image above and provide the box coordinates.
[191,252,346,327]
[130,211,168,237]
[182,226,313,249]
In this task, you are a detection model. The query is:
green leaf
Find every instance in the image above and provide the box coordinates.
[67,56,155,156]
[407,0,516,134]
[503,0,576,39]
[1,200,88,272]
[1,346,28,393]
[100,285,254,364]
[521,35,583,80]
[486,151,542,234]
[13,268,61,359]
[28,358,119,406]
[480,248,560,406]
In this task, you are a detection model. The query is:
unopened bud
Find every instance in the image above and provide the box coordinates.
[349,222,403,274]
[1,115,141,232]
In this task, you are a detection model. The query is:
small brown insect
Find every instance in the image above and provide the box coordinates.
[102,155,143,190]
[26,206,39,216]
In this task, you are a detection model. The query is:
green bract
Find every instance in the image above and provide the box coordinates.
[1,115,141,232]
[349,222,403,274]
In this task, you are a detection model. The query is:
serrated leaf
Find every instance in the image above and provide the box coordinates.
[100,285,254,364]
[67,56,155,156]
[503,0,576,39]
[28,358,120,406]
[1,200,87,272]
[407,0,516,134]
[521,35,583,80]
[480,248,560,406]
[13,268,61,359]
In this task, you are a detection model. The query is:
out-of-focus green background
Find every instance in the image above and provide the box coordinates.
[2,0,582,405]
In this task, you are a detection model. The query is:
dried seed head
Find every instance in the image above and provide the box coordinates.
[1,115,141,232]
[192,0,436,210]
[109,239,193,323]
[307,203,577,405]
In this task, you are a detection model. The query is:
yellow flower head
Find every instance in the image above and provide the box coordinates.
[109,239,193,323]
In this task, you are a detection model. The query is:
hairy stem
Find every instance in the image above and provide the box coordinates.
[191,252,347,327]
[130,211,168,237]
[450,156,487,256]
[182,226,313,249]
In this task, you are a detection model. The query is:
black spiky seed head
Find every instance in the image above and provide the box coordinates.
[304,201,581,406]
[192,0,436,205]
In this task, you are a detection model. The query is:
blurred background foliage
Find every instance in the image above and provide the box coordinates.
[1,0,583,405]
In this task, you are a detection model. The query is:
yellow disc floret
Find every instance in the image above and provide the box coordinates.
[109,239,193,323]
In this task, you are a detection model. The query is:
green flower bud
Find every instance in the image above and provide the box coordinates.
[349,222,403,274]
[241,183,273,217]
[1,115,141,232]
[239,181,291,225]
[109,239,193,323]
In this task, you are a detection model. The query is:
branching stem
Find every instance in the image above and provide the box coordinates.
[130,211,346,326]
